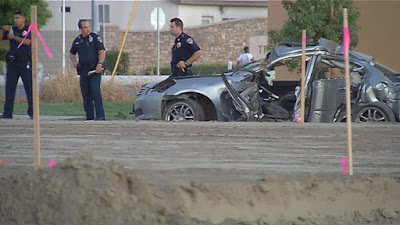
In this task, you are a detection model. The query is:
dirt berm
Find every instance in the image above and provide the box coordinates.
[1,155,399,225]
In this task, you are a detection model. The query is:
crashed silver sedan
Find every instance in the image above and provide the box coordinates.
[133,38,400,123]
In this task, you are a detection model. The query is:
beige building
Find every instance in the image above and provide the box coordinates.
[42,0,267,32]
[268,0,400,77]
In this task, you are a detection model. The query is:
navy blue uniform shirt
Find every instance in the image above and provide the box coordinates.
[171,32,200,74]
[3,26,31,62]
[70,32,105,66]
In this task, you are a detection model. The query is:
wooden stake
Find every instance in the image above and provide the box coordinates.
[31,5,41,171]
[343,9,353,175]
[300,30,306,123]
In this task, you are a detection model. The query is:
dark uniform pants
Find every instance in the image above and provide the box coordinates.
[79,69,105,120]
[3,62,33,117]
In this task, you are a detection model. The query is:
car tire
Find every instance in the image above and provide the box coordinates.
[163,99,205,122]
[352,102,395,123]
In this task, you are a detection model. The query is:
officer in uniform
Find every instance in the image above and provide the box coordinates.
[70,19,105,121]
[0,9,32,119]
[169,18,203,77]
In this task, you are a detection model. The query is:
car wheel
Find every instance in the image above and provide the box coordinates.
[163,99,205,122]
[352,102,395,123]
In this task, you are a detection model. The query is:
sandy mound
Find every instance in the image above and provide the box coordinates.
[1,156,399,225]
[0,155,173,225]
[160,175,400,225]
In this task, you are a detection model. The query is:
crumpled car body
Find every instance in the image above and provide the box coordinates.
[134,63,271,122]
[269,38,400,123]
[134,38,400,123]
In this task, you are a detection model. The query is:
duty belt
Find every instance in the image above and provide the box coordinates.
[79,64,96,70]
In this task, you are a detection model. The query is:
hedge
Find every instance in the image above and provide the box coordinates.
[0,46,9,61]
[144,63,228,76]
[105,50,130,75]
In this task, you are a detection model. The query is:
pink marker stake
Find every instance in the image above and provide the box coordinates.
[343,27,350,55]
[341,157,347,175]
[18,24,53,58]
[47,159,56,168]
[295,114,301,124]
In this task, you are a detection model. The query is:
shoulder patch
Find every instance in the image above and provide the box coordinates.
[186,38,193,45]
[97,36,103,43]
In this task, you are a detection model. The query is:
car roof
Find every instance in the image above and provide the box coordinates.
[267,38,375,65]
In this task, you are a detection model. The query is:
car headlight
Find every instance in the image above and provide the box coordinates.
[145,88,154,94]
[137,86,152,96]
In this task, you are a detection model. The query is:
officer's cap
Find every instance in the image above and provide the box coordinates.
[14,9,26,17]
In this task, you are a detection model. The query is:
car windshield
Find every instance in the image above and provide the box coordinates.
[243,60,261,69]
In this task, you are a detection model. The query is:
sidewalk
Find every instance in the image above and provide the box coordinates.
[4,115,81,121]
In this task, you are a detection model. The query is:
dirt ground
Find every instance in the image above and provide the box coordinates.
[0,119,399,225]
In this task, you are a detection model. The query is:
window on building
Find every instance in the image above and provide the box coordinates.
[60,6,71,13]
[222,17,235,21]
[99,5,110,23]
[201,16,213,25]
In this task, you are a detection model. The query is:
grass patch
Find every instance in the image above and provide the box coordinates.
[1,71,142,120]
[12,102,134,120]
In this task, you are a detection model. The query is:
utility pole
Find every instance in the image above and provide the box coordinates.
[62,0,66,74]
[92,0,98,32]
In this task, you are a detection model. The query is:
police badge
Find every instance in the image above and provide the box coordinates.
[22,30,27,37]
[177,42,181,48]
[89,35,93,42]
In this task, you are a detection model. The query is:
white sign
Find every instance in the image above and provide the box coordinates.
[249,35,268,60]
[151,8,165,30]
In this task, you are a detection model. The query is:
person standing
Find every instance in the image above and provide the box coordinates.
[70,19,105,121]
[0,9,32,119]
[169,18,203,77]
[236,46,254,67]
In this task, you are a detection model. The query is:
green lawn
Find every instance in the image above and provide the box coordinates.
[11,102,135,120]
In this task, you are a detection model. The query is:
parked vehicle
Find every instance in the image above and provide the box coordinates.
[133,38,400,123]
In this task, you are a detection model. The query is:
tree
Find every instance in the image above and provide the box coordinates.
[0,0,52,29]
[268,0,360,48]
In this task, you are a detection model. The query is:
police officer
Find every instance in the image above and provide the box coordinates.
[0,9,32,119]
[69,19,105,121]
[169,18,203,77]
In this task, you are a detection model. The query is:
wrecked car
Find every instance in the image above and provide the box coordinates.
[133,38,400,123]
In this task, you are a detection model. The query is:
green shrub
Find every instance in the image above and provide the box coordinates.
[0,46,9,61]
[105,50,130,75]
[144,66,171,75]
[192,64,227,75]
[144,64,227,76]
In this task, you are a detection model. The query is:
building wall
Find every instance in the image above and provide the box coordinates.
[178,5,267,26]
[268,0,400,80]
[354,1,400,73]
[104,17,267,74]
[42,0,177,32]
[42,0,265,32]
[42,1,92,31]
